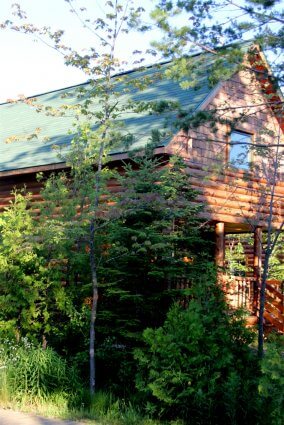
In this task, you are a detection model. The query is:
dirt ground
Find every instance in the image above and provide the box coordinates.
[0,409,89,425]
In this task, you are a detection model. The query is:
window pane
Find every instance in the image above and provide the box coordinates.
[229,131,251,169]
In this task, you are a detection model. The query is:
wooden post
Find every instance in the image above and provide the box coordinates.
[253,227,262,314]
[215,222,225,268]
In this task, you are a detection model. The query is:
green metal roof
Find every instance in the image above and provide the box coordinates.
[0,59,215,172]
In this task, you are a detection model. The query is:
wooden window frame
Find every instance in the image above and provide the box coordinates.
[228,130,253,170]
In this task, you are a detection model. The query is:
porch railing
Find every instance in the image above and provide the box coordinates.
[221,276,256,312]
[175,275,283,332]
[222,276,283,333]
[264,280,284,333]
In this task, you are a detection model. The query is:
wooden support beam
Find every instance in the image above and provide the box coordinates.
[215,222,225,267]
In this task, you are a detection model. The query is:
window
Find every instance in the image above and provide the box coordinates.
[229,131,252,170]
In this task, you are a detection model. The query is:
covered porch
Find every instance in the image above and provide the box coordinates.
[214,222,283,333]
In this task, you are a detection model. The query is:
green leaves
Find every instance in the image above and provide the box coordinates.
[93,150,211,388]
[135,272,258,423]
[151,0,283,94]
[258,335,284,425]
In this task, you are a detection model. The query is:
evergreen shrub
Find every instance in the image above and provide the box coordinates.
[135,268,260,424]
[258,334,284,425]
[96,153,212,391]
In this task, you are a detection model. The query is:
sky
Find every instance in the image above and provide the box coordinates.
[0,1,281,103]
[0,0,158,103]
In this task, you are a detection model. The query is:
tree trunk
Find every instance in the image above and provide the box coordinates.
[89,218,99,395]
[253,227,262,314]
[258,248,270,358]
[88,139,105,396]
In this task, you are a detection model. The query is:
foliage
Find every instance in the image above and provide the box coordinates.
[1,0,165,395]
[0,337,81,401]
[258,335,284,425]
[0,187,93,354]
[95,150,211,390]
[135,268,259,424]
[225,234,251,276]
[0,0,282,415]
[225,232,284,281]
[151,0,283,78]
[0,148,212,398]
[267,233,284,280]
[0,192,69,343]
[150,0,283,359]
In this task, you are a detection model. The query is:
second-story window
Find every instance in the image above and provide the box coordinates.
[229,131,252,170]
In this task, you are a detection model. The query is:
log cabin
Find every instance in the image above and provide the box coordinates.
[0,44,283,331]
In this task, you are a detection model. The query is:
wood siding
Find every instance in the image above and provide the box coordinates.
[167,67,284,230]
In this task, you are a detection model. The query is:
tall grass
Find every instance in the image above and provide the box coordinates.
[0,339,177,424]
[0,338,81,406]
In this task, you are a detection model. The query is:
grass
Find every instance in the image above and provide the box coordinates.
[0,390,183,425]
[0,341,176,424]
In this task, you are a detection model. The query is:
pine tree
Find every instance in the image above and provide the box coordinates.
[96,146,212,389]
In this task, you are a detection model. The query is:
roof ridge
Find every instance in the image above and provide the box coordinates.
[0,42,254,106]
[0,59,173,106]
[1,49,217,106]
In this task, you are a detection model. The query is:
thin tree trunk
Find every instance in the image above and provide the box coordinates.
[88,0,122,395]
[89,140,105,396]
[258,249,269,358]
[89,219,99,395]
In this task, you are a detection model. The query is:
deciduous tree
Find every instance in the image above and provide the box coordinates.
[1,0,159,394]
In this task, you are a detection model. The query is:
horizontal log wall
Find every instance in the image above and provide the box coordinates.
[0,173,43,211]
[179,67,284,228]
[0,157,283,232]
[185,161,284,227]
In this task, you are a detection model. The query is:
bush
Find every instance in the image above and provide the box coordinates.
[135,272,259,424]
[259,335,284,425]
